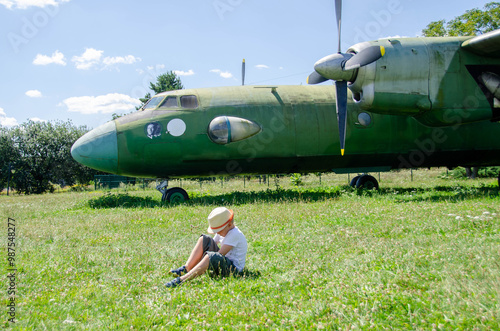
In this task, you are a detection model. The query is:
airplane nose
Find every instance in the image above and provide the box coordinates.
[71,121,118,173]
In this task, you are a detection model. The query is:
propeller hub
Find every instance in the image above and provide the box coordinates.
[314,53,357,82]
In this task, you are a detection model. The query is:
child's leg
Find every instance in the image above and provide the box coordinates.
[185,236,205,271]
[185,235,219,271]
[181,255,210,282]
[181,252,235,283]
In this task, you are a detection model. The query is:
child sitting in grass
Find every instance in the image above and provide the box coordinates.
[165,207,248,288]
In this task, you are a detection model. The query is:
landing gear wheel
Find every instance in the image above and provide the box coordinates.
[355,175,379,190]
[163,187,189,203]
[350,175,361,187]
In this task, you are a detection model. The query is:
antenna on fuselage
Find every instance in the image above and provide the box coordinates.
[242,59,246,86]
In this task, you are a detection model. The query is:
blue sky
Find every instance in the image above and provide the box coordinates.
[0,0,492,129]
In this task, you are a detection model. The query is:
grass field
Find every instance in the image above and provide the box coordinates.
[1,169,500,330]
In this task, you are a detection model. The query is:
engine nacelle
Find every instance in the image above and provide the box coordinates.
[348,38,500,127]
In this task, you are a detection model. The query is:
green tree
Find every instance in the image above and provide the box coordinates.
[422,20,447,37]
[0,120,97,194]
[0,127,18,192]
[423,2,500,36]
[137,71,184,109]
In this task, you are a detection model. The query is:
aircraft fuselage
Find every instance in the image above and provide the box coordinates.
[71,85,500,178]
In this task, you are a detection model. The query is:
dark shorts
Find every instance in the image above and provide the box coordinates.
[200,234,240,277]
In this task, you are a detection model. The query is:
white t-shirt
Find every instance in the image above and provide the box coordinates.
[213,226,248,272]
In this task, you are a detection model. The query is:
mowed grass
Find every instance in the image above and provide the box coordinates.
[1,170,500,330]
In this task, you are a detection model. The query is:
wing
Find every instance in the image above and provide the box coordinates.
[462,29,500,57]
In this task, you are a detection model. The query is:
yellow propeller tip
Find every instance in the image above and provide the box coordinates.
[341,149,345,156]
[380,46,386,57]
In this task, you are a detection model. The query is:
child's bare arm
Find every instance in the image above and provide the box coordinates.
[218,244,234,256]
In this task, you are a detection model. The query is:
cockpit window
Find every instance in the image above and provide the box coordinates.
[159,96,179,109]
[180,95,199,109]
[143,96,165,110]
[142,95,199,111]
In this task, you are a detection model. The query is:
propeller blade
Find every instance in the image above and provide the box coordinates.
[344,46,385,71]
[335,0,342,53]
[307,72,329,85]
[335,80,348,156]
[242,59,246,86]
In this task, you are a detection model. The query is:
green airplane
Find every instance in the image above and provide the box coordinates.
[71,1,500,202]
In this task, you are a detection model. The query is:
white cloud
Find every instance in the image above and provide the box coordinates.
[255,64,269,69]
[174,70,195,76]
[103,55,141,67]
[72,48,140,70]
[60,93,141,115]
[26,90,42,98]
[72,48,103,70]
[381,35,408,40]
[210,69,233,79]
[0,0,69,9]
[147,64,165,71]
[0,108,18,127]
[30,117,47,123]
[33,50,67,66]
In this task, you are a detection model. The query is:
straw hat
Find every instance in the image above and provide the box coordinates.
[207,207,234,234]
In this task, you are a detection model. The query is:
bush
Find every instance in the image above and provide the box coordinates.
[1,120,98,194]
[88,193,159,209]
[441,167,500,180]
[290,173,303,186]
